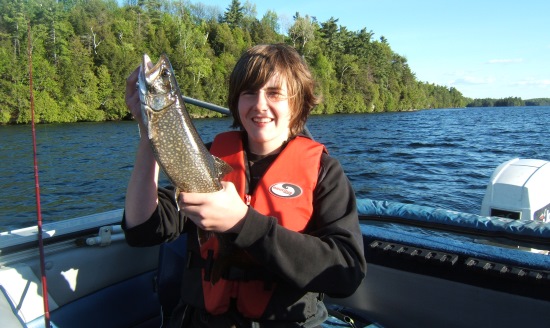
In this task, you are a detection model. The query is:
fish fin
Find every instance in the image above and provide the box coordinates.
[213,156,233,179]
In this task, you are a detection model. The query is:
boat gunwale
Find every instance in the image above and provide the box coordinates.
[0,209,123,256]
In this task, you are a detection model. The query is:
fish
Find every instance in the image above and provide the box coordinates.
[137,53,239,283]
[137,53,232,194]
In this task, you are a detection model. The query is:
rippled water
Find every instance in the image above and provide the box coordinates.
[1,106,549,231]
[310,106,549,214]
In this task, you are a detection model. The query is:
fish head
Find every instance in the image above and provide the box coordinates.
[138,54,178,124]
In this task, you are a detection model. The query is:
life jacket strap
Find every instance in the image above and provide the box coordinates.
[186,249,274,287]
[203,249,214,282]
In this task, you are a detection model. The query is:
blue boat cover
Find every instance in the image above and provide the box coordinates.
[357,198,550,270]
[357,198,550,241]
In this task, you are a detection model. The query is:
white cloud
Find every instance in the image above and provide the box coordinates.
[486,58,524,64]
[513,79,550,87]
[450,76,496,86]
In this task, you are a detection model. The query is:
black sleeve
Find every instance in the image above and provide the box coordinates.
[233,153,366,298]
[122,142,215,246]
[122,186,187,247]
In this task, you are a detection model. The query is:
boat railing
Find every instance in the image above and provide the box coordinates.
[183,96,230,116]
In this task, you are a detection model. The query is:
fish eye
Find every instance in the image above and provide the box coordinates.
[161,69,171,78]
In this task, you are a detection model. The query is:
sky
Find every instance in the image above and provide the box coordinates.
[201,0,550,100]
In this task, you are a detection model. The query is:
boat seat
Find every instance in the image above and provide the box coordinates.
[0,265,58,326]
[1,285,26,328]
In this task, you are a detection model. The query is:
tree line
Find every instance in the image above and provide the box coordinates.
[466,97,550,107]
[0,0,520,124]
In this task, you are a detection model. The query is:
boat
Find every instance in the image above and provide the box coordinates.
[1,98,549,328]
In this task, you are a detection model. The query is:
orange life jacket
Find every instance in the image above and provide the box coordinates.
[202,131,325,318]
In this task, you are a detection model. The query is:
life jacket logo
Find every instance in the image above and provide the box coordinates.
[269,182,302,198]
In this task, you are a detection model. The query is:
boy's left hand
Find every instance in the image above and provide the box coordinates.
[179,181,248,234]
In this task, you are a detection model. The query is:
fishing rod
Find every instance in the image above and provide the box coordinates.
[27,21,51,328]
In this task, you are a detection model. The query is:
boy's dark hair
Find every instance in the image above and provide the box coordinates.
[228,44,320,137]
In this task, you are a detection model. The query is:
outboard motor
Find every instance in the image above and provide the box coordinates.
[481,158,550,222]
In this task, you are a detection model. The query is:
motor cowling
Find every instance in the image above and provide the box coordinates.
[481,158,550,222]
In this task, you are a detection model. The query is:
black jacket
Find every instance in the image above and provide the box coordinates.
[123,144,366,325]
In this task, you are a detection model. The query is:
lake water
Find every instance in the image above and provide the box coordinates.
[1,106,549,231]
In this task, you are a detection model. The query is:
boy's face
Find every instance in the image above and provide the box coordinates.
[238,75,292,155]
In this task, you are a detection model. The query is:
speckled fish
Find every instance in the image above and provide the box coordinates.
[137,54,236,283]
[137,53,232,195]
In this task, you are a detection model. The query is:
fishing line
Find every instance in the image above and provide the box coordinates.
[27,21,51,328]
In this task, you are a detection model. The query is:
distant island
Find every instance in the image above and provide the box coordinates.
[466,97,550,107]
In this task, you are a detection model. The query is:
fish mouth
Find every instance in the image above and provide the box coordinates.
[138,54,153,95]
[138,54,178,115]
[141,54,165,83]
[142,54,153,70]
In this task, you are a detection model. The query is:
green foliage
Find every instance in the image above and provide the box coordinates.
[34,90,63,123]
[466,97,533,107]
[525,98,550,106]
[221,0,244,29]
[1,0,509,125]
